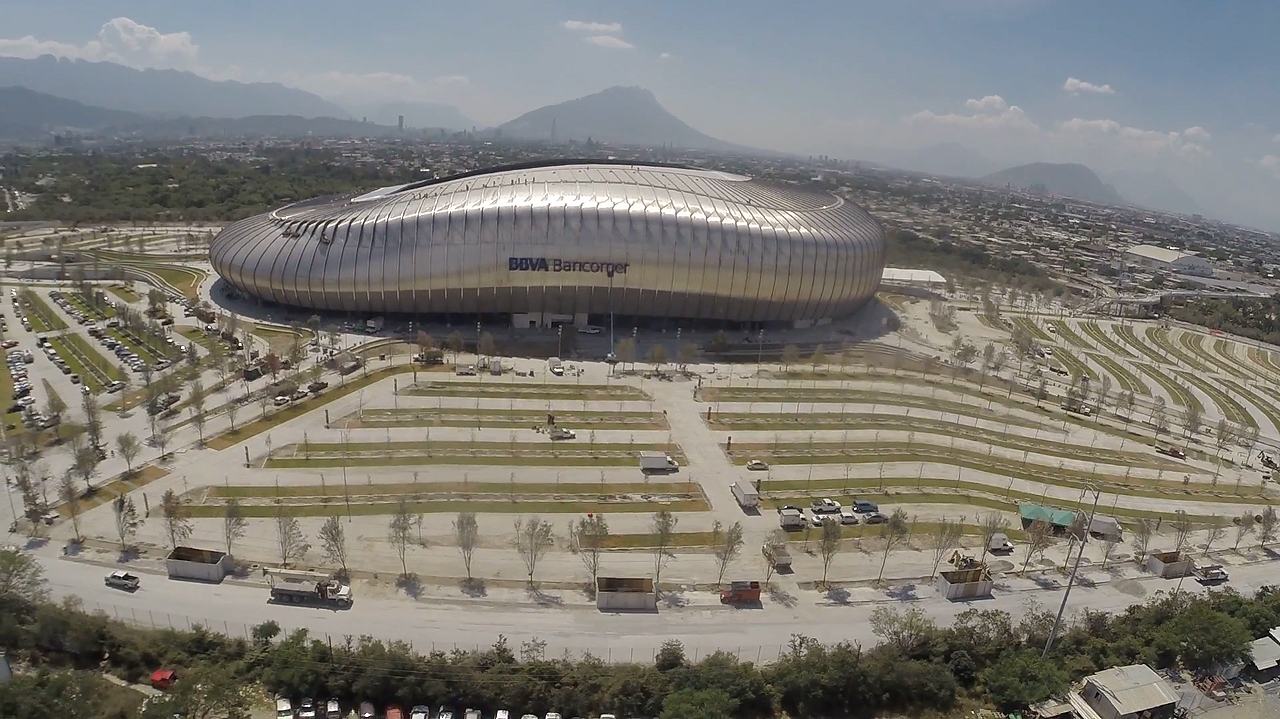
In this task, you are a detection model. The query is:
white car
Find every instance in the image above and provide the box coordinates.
[325,700,341,719]
[839,508,859,525]
[746,459,769,471]
[275,697,294,719]
[410,707,430,719]
[298,698,317,719]
[576,325,603,334]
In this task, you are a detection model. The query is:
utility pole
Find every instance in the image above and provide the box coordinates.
[1043,485,1102,658]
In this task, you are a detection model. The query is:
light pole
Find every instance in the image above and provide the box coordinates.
[1042,484,1102,658]
[755,327,765,388]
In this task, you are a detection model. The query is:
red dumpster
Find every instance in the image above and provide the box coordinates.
[720,580,762,604]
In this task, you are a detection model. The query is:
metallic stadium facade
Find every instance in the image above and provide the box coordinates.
[209,161,885,325]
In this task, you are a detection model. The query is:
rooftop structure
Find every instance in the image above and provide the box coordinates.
[1124,244,1213,277]
[1080,664,1178,719]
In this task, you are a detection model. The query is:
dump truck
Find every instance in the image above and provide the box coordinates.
[720,580,762,604]
[269,576,353,607]
[639,451,679,473]
[730,481,760,510]
[763,540,792,570]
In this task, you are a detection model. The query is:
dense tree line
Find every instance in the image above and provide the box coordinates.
[886,228,1062,292]
[1,148,410,223]
[2,578,1278,718]
[1167,295,1280,346]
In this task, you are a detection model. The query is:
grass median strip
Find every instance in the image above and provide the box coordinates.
[1180,332,1244,378]
[208,479,700,498]
[107,285,142,304]
[1115,324,1171,366]
[707,409,1046,432]
[185,497,707,518]
[1146,327,1211,373]
[401,380,650,401]
[18,291,67,332]
[1050,321,1096,352]
[1083,322,1137,359]
[48,334,123,393]
[266,440,687,468]
[1013,316,1056,344]
[1134,363,1201,413]
[1087,353,1149,396]
[1175,370,1256,429]
[343,406,668,429]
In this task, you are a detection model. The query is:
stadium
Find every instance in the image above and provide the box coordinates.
[209,161,885,326]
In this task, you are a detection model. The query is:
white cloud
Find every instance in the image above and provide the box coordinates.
[562,20,623,34]
[963,95,1009,113]
[1063,76,1116,95]
[1261,155,1280,178]
[909,96,1038,132]
[0,17,197,69]
[432,74,470,87]
[1273,133,1280,143]
[586,35,634,50]
[659,52,672,60]
[1057,118,1209,158]
[287,70,471,105]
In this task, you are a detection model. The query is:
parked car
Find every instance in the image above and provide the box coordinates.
[863,512,889,524]
[810,498,841,513]
[358,702,376,719]
[409,706,431,719]
[105,571,141,591]
[275,697,295,719]
[839,508,859,525]
[746,459,769,471]
[384,706,404,719]
[274,395,290,406]
[853,500,879,513]
[325,699,342,719]
[298,698,317,719]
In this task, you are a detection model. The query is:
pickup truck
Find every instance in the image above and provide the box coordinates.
[105,570,140,591]
[548,427,577,440]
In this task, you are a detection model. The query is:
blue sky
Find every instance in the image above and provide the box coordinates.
[4,1,1280,229]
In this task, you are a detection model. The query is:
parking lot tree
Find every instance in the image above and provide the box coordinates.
[446,330,463,363]
[950,336,977,382]
[153,420,171,459]
[1151,396,1168,438]
[978,512,1010,564]
[1131,518,1154,560]
[762,529,787,584]
[318,514,347,577]
[1234,511,1255,550]
[453,511,479,581]
[875,508,910,585]
[263,352,282,380]
[222,498,247,556]
[1021,520,1054,576]
[44,392,66,422]
[930,516,966,579]
[1182,403,1202,441]
[115,431,140,476]
[111,494,140,551]
[651,510,679,589]
[512,516,554,587]
[224,395,240,431]
[58,472,81,543]
[274,512,310,567]
[160,489,193,550]
[781,344,800,372]
[615,336,637,371]
[870,605,938,656]
[648,343,668,372]
[568,513,609,590]
[388,499,413,578]
[809,344,827,373]
[478,331,496,359]
[1260,506,1278,548]
[1100,535,1120,569]
[677,341,699,370]
[73,443,100,491]
[415,330,435,357]
[714,520,746,587]
[1203,516,1227,556]
[817,518,841,589]
[0,546,47,602]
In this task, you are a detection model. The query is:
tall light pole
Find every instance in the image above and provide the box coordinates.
[755,327,765,388]
[1042,484,1102,658]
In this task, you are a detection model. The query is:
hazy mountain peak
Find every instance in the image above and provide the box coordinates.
[982,162,1125,206]
[497,85,743,150]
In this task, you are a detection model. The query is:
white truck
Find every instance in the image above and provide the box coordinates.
[730,481,760,510]
[269,576,353,607]
[778,507,805,530]
[548,427,577,440]
[365,316,384,332]
[639,451,679,473]
[547,356,564,375]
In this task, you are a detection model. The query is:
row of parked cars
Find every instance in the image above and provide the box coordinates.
[777,498,887,529]
[277,699,610,719]
[48,289,107,326]
[86,321,173,374]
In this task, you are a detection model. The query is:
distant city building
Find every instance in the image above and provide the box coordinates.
[210,160,886,326]
[397,114,405,132]
[1124,244,1213,277]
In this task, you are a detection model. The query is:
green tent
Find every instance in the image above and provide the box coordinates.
[1018,502,1078,528]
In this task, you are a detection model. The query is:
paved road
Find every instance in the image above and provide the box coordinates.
[25,541,1280,663]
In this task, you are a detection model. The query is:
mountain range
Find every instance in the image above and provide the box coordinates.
[981,162,1127,206]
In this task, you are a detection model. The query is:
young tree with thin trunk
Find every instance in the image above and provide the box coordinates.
[454,511,479,581]
[318,514,347,576]
[1234,511,1255,551]
[226,396,240,431]
[781,344,800,373]
[978,512,1010,564]
[714,521,745,587]
[1203,516,1227,556]
[274,512,309,567]
[1021,520,1053,576]
[223,498,247,556]
[512,516,554,587]
[116,432,140,476]
[1171,510,1194,554]
[58,472,81,543]
[929,516,966,578]
[762,529,787,585]
[1100,536,1119,569]
[160,489,192,549]
[1182,404,1202,442]
[875,509,910,585]
[817,518,842,589]
[1152,396,1168,439]
[154,421,171,459]
[111,494,140,551]
[568,513,608,590]
[650,510,678,590]
[388,499,413,577]
[1260,506,1278,549]
[446,330,464,364]
[1131,518,1154,560]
